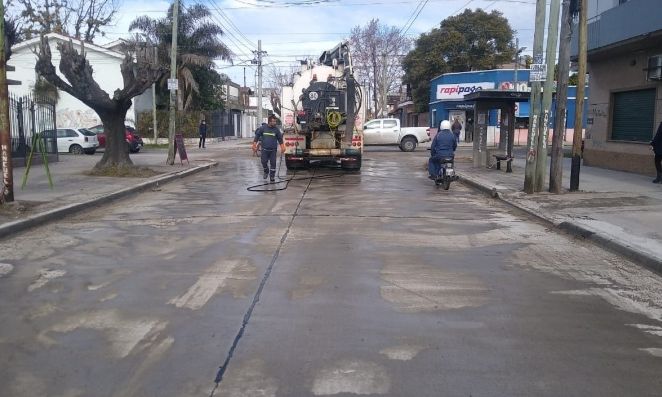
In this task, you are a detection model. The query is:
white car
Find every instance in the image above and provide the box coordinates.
[362,118,430,152]
[42,128,99,155]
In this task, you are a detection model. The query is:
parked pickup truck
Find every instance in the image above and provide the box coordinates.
[362,118,430,152]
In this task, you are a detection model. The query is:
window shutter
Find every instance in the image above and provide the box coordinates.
[611,88,656,142]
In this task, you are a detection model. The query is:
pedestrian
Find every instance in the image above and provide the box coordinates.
[651,120,662,183]
[451,117,462,143]
[198,120,207,149]
[253,115,285,182]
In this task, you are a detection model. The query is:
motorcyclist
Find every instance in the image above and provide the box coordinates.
[428,120,457,180]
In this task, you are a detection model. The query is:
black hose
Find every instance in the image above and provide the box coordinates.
[246,152,344,192]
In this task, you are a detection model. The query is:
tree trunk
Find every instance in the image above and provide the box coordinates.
[94,110,133,170]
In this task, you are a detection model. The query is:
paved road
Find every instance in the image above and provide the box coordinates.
[1,148,661,396]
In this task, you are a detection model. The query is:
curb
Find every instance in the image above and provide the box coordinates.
[0,162,218,240]
[459,172,662,275]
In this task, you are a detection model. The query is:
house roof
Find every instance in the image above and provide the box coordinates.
[11,33,125,60]
[101,38,129,50]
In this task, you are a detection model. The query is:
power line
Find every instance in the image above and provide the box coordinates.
[205,0,258,50]
[399,0,430,37]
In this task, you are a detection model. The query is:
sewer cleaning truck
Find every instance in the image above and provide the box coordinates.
[280,42,367,171]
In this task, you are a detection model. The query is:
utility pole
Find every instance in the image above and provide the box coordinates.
[255,40,265,125]
[514,38,519,91]
[152,45,158,145]
[570,0,587,191]
[550,0,573,193]
[535,0,561,192]
[166,0,179,165]
[381,52,387,117]
[0,2,13,202]
[524,0,547,194]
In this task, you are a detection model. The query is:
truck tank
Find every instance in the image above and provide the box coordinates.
[280,42,367,171]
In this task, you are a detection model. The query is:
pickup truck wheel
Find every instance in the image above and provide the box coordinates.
[400,137,417,152]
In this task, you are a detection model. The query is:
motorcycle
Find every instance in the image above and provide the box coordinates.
[435,157,458,190]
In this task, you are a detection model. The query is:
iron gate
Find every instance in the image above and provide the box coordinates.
[10,94,58,159]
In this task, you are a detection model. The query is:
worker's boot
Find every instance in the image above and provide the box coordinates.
[653,172,662,184]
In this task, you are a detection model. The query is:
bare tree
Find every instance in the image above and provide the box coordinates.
[17,0,119,43]
[350,19,410,118]
[266,65,299,118]
[36,36,165,170]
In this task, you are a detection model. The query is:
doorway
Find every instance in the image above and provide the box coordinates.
[449,110,466,142]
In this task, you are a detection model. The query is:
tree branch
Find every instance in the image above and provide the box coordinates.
[114,50,166,102]
[35,36,115,110]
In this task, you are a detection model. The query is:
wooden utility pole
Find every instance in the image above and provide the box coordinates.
[535,0,561,192]
[166,0,179,165]
[570,0,587,191]
[550,0,573,193]
[152,46,158,144]
[524,0,547,194]
[0,2,14,202]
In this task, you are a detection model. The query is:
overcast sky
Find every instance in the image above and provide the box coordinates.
[104,0,544,86]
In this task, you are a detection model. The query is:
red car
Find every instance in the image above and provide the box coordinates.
[88,125,144,153]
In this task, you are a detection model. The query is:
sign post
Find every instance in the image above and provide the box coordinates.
[529,64,547,82]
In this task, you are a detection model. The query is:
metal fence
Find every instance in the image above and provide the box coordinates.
[210,109,242,139]
[9,94,58,159]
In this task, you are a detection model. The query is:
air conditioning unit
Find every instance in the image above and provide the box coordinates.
[647,55,662,81]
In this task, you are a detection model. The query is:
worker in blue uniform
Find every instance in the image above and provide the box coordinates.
[253,115,285,182]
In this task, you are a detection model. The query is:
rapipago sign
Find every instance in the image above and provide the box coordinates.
[436,82,495,100]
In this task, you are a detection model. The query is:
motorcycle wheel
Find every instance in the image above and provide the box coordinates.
[443,175,451,190]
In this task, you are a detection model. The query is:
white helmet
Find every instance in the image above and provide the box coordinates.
[440,120,451,130]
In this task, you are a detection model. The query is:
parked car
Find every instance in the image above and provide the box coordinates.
[41,128,98,154]
[88,124,144,153]
[362,118,430,152]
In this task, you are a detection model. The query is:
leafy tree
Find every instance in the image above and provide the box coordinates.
[36,37,164,170]
[403,9,515,112]
[569,73,579,86]
[350,19,410,118]
[129,1,231,110]
[15,0,119,43]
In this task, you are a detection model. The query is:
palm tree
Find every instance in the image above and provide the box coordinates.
[129,1,231,110]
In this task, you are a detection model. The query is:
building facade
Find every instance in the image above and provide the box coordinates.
[576,0,662,174]
[429,69,587,145]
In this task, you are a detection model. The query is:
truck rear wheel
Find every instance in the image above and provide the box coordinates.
[400,136,417,152]
[285,159,305,170]
[341,157,361,171]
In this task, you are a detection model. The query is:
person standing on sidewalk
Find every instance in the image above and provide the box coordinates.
[451,117,462,143]
[198,120,207,149]
[253,115,285,182]
[651,120,662,183]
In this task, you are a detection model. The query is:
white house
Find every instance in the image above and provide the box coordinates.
[8,33,136,128]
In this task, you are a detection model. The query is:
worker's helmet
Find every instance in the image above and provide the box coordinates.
[440,120,451,130]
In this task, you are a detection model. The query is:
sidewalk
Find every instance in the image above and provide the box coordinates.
[457,153,662,274]
[0,139,254,238]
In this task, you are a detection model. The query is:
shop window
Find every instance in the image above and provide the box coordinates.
[610,88,656,142]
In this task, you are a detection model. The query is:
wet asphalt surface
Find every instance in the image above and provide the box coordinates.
[1,147,662,396]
